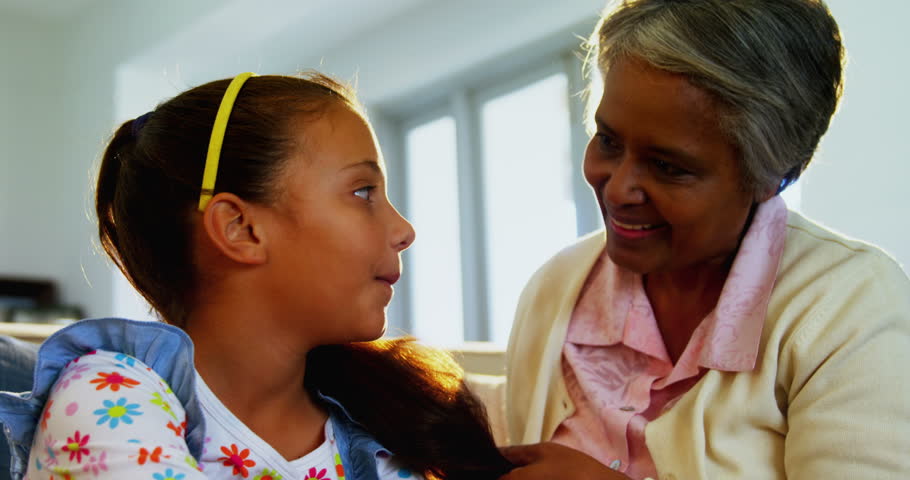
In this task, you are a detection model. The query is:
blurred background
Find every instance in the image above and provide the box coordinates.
[0,0,907,347]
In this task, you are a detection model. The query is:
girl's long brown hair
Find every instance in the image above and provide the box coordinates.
[95,73,513,480]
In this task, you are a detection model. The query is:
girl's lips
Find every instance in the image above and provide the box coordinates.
[376,273,400,285]
[609,218,669,239]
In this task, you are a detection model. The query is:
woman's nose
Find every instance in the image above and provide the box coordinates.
[603,156,646,207]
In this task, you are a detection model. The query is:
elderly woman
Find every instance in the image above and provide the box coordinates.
[501,1,910,479]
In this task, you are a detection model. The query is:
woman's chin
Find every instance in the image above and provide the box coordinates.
[606,243,657,275]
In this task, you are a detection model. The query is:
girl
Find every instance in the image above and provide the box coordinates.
[0,73,512,480]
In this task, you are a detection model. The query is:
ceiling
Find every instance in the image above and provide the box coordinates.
[0,0,100,20]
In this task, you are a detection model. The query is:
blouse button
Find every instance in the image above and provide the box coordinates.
[609,459,621,470]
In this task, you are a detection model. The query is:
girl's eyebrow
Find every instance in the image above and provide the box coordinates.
[341,160,383,174]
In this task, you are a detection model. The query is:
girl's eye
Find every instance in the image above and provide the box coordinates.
[652,158,689,177]
[354,186,375,201]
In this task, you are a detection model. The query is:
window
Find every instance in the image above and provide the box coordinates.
[381,52,599,347]
[479,73,578,344]
[403,116,464,346]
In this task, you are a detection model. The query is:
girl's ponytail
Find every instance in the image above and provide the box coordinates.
[306,340,513,480]
[95,120,136,276]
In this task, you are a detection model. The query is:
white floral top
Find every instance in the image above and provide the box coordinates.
[24,350,420,480]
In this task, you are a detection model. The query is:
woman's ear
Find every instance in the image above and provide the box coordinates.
[755,183,779,204]
[201,193,268,265]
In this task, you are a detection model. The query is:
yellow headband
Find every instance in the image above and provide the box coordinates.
[198,72,257,211]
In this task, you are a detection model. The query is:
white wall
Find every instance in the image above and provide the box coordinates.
[0,12,67,284]
[3,0,606,318]
[1,0,251,316]
[802,0,910,270]
[48,0,235,318]
[1,0,908,319]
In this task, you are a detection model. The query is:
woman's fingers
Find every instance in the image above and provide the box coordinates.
[498,442,630,480]
[499,443,545,466]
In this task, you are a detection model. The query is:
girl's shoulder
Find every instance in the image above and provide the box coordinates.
[24,348,205,480]
[10,318,198,416]
[0,318,204,478]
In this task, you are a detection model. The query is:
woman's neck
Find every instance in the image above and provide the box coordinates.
[643,204,756,363]
[644,261,730,363]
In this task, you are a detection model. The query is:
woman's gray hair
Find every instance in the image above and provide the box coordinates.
[588,0,845,195]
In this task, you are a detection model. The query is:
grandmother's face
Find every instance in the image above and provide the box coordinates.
[584,57,756,275]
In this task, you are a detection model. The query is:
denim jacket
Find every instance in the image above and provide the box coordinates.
[0,318,389,480]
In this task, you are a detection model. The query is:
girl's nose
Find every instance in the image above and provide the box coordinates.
[391,208,416,252]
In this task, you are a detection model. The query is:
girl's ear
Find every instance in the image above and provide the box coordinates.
[201,192,268,265]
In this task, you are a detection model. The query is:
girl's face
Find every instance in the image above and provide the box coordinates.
[584,57,757,275]
[262,104,415,345]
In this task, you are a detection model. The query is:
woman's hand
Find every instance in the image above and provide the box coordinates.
[499,442,631,480]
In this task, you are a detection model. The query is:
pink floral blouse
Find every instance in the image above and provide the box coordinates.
[552,196,788,479]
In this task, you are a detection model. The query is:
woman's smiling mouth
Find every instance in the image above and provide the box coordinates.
[609,217,669,239]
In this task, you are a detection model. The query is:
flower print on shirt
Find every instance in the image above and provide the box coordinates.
[89,371,141,391]
[184,454,202,472]
[305,467,328,480]
[61,431,90,463]
[254,469,283,480]
[53,363,90,392]
[218,444,256,478]
[166,420,187,437]
[150,391,180,421]
[93,397,143,429]
[152,468,186,480]
[49,465,73,480]
[167,441,189,454]
[157,378,175,395]
[41,400,54,430]
[114,353,137,368]
[335,453,346,479]
[81,451,108,476]
[134,446,170,465]
[43,435,59,467]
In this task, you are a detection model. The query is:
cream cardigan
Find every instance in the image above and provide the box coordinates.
[505,211,910,479]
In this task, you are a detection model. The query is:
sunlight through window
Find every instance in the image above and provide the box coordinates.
[405,117,465,345]
[481,74,578,344]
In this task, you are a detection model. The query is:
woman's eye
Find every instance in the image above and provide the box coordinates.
[595,133,621,153]
[354,186,375,201]
[652,158,688,177]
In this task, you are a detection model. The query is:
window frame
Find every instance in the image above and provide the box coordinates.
[374,28,602,344]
